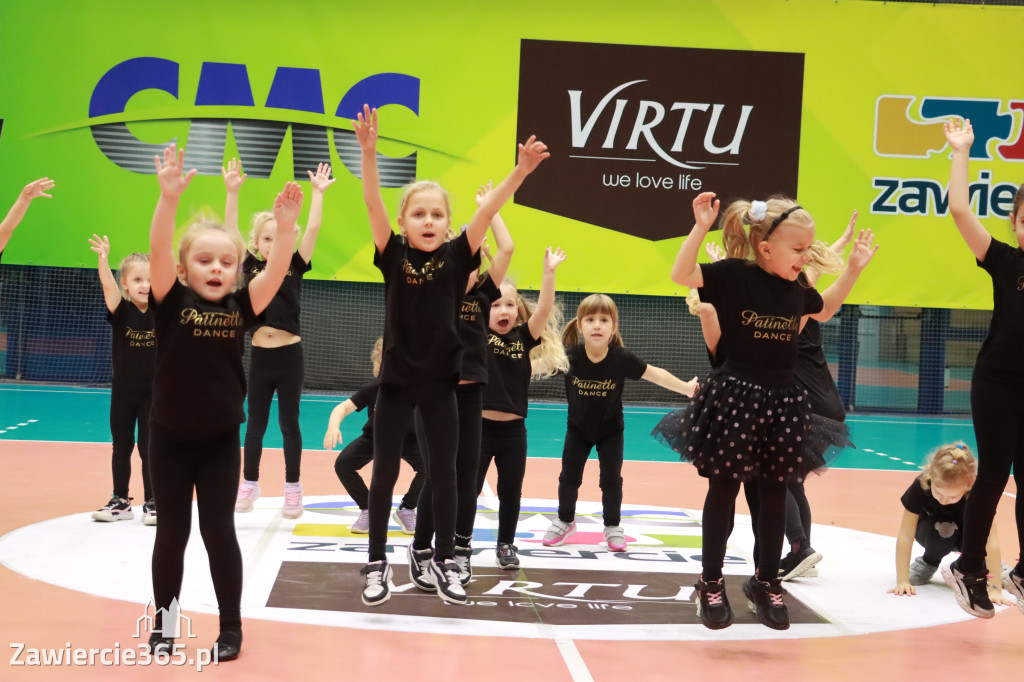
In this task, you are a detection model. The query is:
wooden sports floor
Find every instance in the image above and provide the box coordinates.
[0,386,1020,681]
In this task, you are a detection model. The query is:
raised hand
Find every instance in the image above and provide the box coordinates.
[354,104,378,151]
[832,209,858,253]
[308,163,336,193]
[21,177,55,201]
[848,228,879,272]
[944,117,974,154]
[221,158,247,191]
[274,182,304,225]
[154,144,196,197]
[692,192,720,231]
[517,135,550,175]
[475,180,494,207]
[88,234,111,260]
[704,241,725,263]
[543,246,567,272]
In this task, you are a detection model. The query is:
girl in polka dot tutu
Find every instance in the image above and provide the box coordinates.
[660,192,877,631]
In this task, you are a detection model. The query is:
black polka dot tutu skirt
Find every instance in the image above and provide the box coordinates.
[651,369,852,483]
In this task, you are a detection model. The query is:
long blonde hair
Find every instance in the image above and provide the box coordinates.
[505,283,569,378]
[721,196,814,261]
[561,294,624,347]
[919,442,977,491]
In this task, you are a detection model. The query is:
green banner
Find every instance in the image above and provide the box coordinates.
[1,0,1022,308]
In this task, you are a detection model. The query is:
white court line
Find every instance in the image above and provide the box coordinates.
[1004,491,1017,499]
[555,638,595,682]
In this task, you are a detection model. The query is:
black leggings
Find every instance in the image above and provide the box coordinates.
[785,480,812,547]
[557,426,624,527]
[703,477,787,582]
[916,515,962,567]
[334,429,425,510]
[477,418,528,544]
[368,381,459,562]
[149,423,242,634]
[960,368,1024,573]
[414,383,482,551]
[243,343,304,483]
[110,381,152,501]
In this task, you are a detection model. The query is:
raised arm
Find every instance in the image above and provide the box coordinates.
[298,163,336,263]
[0,177,55,253]
[88,234,122,313]
[671,192,719,288]
[249,182,304,314]
[641,365,698,398]
[528,247,566,340]
[150,145,197,302]
[353,105,393,253]
[944,118,991,262]
[476,181,514,285]
[323,398,358,450]
[222,158,246,235]
[464,136,549,255]
[812,229,878,322]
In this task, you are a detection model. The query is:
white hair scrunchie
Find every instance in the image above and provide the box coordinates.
[749,200,768,222]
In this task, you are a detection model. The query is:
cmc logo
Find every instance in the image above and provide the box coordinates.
[515,39,805,241]
[88,57,419,186]
[871,95,1023,218]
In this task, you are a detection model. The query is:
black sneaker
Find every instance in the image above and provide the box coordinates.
[942,558,995,618]
[1002,566,1024,616]
[779,546,823,581]
[212,631,241,662]
[360,560,393,606]
[694,577,732,630]
[92,495,134,522]
[454,545,473,585]
[496,542,520,569]
[146,633,175,655]
[743,576,790,630]
[428,559,467,604]
[142,499,157,526]
[407,544,436,592]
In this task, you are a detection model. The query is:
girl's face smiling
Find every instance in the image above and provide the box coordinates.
[121,263,151,307]
[490,283,519,334]
[758,222,814,280]
[398,189,450,252]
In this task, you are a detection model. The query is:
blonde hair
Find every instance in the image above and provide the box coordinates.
[246,211,301,258]
[806,240,844,276]
[370,337,384,377]
[561,294,624,347]
[177,216,247,291]
[721,196,814,261]
[117,253,150,299]
[397,180,452,223]
[919,442,977,491]
[502,281,569,378]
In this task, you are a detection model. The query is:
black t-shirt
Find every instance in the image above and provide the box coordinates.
[243,251,310,336]
[976,239,1024,374]
[459,276,502,384]
[374,231,479,386]
[107,299,156,388]
[793,319,845,422]
[482,323,542,417]
[349,380,380,437]
[149,279,256,439]
[699,258,824,380]
[563,344,647,438]
[901,476,967,525]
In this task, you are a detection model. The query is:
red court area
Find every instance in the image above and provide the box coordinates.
[0,440,1020,681]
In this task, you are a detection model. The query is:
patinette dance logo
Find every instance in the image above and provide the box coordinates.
[514,39,805,241]
[82,57,420,186]
[872,95,1024,217]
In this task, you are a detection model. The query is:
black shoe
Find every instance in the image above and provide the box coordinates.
[429,559,468,604]
[779,546,823,581]
[743,576,790,630]
[694,577,732,630]
[146,633,174,655]
[454,545,473,585]
[496,542,520,569]
[942,558,995,618]
[213,631,241,662]
[407,544,436,592]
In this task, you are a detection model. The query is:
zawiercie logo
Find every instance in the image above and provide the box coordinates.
[515,39,805,241]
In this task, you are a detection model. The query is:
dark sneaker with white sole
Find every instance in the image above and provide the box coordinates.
[743,576,790,630]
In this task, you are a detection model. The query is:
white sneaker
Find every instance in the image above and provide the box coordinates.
[542,519,577,547]
[282,483,303,519]
[360,560,393,606]
[235,481,260,513]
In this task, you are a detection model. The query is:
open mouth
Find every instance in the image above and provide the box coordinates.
[496,318,511,332]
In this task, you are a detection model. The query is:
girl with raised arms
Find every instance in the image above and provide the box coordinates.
[353,103,548,606]
[145,145,302,660]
